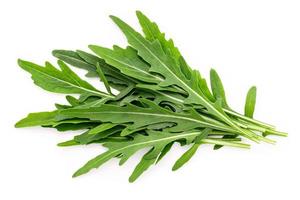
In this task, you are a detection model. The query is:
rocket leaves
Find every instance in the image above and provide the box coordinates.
[245,86,257,118]
[16,11,287,182]
[18,59,112,98]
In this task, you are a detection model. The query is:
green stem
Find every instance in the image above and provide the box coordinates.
[224,108,275,129]
[263,129,288,137]
[202,138,250,149]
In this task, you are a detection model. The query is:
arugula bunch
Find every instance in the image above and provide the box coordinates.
[16,11,287,182]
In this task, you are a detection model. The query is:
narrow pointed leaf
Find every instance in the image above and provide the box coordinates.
[15,111,58,128]
[210,68,228,107]
[172,144,200,171]
[244,86,257,118]
[96,62,112,94]
[172,128,210,170]
[129,148,158,182]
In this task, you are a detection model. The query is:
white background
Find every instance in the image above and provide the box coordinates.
[0,0,299,199]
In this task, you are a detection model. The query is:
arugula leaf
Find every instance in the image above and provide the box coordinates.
[16,11,287,183]
[18,59,112,98]
[136,11,181,63]
[90,45,161,83]
[96,62,112,94]
[15,111,58,128]
[53,49,137,88]
[210,69,229,107]
[73,130,249,180]
[71,131,201,178]
[66,95,80,106]
[58,99,235,135]
[52,50,96,74]
[172,128,210,171]
[128,148,158,182]
[109,15,257,142]
[244,86,257,118]
[74,126,124,144]
[87,123,117,135]
[155,142,174,164]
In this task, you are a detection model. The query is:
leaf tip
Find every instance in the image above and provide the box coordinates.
[88,45,99,53]
[51,50,59,57]
[135,10,143,17]
[128,175,137,183]
[14,117,28,128]
[72,170,81,178]
[209,68,218,78]
[17,59,27,69]
[14,121,22,128]
[109,15,118,22]
[171,165,178,171]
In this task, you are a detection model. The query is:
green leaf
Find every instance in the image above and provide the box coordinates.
[18,59,112,98]
[210,69,228,107]
[96,62,112,94]
[172,144,200,171]
[57,140,79,147]
[54,123,97,132]
[15,111,58,128]
[88,123,117,135]
[136,11,181,62]
[66,95,80,106]
[110,15,255,141]
[244,86,257,118]
[58,99,235,135]
[53,49,136,88]
[90,45,161,84]
[172,128,210,171]
[72,130,249,179]
[74,126,123,144]
[72,130,202,178]
[52,50,96,74]
[129,148,159,182]
[155,142,174,164]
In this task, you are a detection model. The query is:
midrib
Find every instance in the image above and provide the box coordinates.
[70,110,232,131]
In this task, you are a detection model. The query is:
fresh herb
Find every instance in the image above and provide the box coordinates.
[16,11,287,182]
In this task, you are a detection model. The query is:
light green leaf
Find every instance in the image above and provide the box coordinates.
[66,95,80,106]
[244,86,257,118]
[88,123,117,135]
[129,148,158,182]
[57,140,79,147]
[172,144,200,171]
[15,111,58,127]
[172,128,210,171]
[210,69,228,107]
